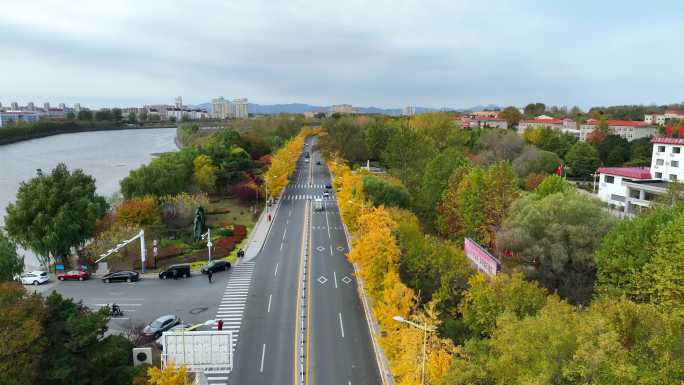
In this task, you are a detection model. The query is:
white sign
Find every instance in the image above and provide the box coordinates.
[161,331,233,373]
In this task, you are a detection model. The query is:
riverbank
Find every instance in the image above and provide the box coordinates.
[0,121,177,146]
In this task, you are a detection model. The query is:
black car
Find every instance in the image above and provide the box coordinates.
[316,161,321,165]
[159,264,191,279]
[102,270,139,283]
[143,315,181,338]
[325,183,332,189]
[201,260,231,274]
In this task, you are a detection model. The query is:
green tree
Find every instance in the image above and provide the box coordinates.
[565,141,599,178]
[66,111,76,120]
[523,102,546,117]
[533,174,571,198]
[127,112,137,123]
[138,110,148,122]
[628,137,653,166]
[474,130,524,164]
[498,106,522,128]
[0,230,23,281]
[497,192,613,304]
[409,112,454,150]
[512,145,561,178]
[383,125,435,191]
[5,164,107,266]
[437,166,487,242]
[77,110,93,121]
[320,116,368,162]
[120,148,198,199]
[111,108,123,122]
[365,121,394,160]
[362,176,410,209]
[193,155,217,192]
[94,109,113,121]
[416,149,469,226]
[597,135,630,166]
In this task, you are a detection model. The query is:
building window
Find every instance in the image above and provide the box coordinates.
[610,194,625,202]
[658,146,666,152]
[629,189,641,199]
[604,175,615,184]
[673,161,679,167]
[656,159,664,166]
[674,147,681,154]
[670,174,678,181]
[655,172,663,178]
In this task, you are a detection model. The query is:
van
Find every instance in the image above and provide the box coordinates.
[313,198,324,211]
[159,264,191,279]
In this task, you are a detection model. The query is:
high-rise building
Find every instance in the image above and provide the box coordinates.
[175,96,183,109]
[74,103,81,112]
[58,103,66,110]
[231,98,248,119]
[11,102,19,110]
[211,97,231,119]
[43,102,50,110]
[27,102,35,111]
[403,106,416,116]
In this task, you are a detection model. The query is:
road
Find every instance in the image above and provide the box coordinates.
[229,137,380,385]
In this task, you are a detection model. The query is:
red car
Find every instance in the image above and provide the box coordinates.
[58,270,90,281]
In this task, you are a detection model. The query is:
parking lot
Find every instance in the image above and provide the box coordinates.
[29,269,234,333]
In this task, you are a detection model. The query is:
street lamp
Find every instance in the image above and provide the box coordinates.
[393,315,435,385]
[201,229,212,263]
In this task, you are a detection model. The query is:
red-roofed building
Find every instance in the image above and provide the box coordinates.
[580,119,656,141]
[459,116,508,129]
[517,117,578,137]
[644,110,684,125]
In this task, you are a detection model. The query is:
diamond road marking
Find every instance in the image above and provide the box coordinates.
[316,246,325,252]
[336,246,345,252]
[317,276,328,284]
[341,276,352,285]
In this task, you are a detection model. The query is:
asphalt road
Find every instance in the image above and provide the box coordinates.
[229,137,380,385]
[31,268,231,332]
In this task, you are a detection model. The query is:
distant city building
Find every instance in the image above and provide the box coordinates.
[143,104,170,120]
[0,111,40,127]
[212,97,231,119]
[403,106,416,116]
[11,102,19,110]
[331,104,355,114]
[166,107,209,121]
[27,102,35,111]
[231,98,248,119]
[175,96,183,109]
[43,102,50,110]
[644,109,684,125]
[58,103,66,110]
[579,119,656,142]
[517,117,579,138]
[467,110,499,119]
[74,103,81,112]
[460,116,508,129]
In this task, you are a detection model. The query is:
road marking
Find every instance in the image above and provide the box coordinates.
[334,271,338,289]
[339,312,345,338]
[283,228,287,240]
[274,263,279,277]
[289,210,292,217]
[342,276,352,285]
[330,245,333,256]
[267,294,272,313]
[317,276,328,284]
[260,343,266,373]
[325,206,331,238]
[280,241,284,251]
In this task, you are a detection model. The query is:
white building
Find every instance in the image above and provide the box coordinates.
[175,96,183,109]
[645,109,684,125]
[212,97,231,119]
[331,104,355,114]
[517,117,579,138]
[231,98,248,119]
[460,116,508,129]
[0,111,41,127]
[596,137,684,215]
[580,119,656,142]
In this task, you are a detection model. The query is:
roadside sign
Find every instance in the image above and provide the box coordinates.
[161,331,233,374]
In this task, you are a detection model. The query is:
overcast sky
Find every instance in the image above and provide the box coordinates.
[1,0,683,109]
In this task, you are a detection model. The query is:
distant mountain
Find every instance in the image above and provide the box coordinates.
[193,101,500,115]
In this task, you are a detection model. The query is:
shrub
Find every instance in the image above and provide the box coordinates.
[114,196,161,227]
[233,224,247,237]
[218,228,234,237]
[160,193,210,229]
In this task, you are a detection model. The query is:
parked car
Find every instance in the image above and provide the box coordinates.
[102,271,139,283]
[17,271,49,286]
[58,270,90,281]
[201,260,231,274]
[325,183,332,189]
[159,264,191,279]
[314,198,324,211]
[316,160,321,165]
[143,315,181,338]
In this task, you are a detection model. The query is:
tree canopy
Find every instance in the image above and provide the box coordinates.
[0,229,23,281]
[565,141,599,178]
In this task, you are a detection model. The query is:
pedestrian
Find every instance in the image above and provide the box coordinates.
[208,269,213,284]
[268,213,272,222]
[217,319,224,331]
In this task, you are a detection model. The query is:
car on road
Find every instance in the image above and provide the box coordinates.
[325,183,332,189]
[57,270,90,281]
[316,160,321,165]
[314,198,324,211]
[304,158,309,163]
[159,263,191,279]
[143,315,181,338]
[102,270,140,283]
[17,271,49,286]
[201,260,231,274]
[323,191,330,198]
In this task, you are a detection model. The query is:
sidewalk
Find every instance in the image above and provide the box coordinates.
[238,200,280,264]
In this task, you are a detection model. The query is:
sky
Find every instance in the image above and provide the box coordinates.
[1,0,683,110]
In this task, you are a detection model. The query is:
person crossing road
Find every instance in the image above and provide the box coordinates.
[208,269,213,284]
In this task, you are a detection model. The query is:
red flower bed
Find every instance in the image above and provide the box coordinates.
[233,224,247,237]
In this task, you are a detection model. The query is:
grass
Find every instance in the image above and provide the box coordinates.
[206,197,259,229]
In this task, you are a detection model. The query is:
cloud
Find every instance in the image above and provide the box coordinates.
[1,0,683,109]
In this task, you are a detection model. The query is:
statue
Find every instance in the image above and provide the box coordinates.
[193,206,207,241]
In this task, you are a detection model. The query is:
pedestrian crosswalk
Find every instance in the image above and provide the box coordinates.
[283,194,335,201]
[290,183,329,189]
[206,261,255,385]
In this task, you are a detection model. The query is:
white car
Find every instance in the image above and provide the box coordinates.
[17,271,50,286]
[323,191,330,198]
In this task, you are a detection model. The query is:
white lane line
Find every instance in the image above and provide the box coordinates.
[282,229,287,240]
[260,343,266,373]
[325,206,331,238]
[280,241,284,251]
[330,245,333,256]
[274,263,279,277]
[289,210,292,217]
[339,312,345,338]
[267,294,272,313]
[334,271,338,289]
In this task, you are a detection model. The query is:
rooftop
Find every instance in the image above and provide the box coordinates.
[651,137,684,145]
[597,166,652,179]
[522,118,564,124]
[585,118,650,127]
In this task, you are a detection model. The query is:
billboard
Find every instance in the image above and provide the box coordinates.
[464,238,499,276]
[161,331,233,373]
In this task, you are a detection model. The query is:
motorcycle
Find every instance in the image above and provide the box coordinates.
[111,304,124,317]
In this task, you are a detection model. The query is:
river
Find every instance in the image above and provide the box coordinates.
[0,127,178,268]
